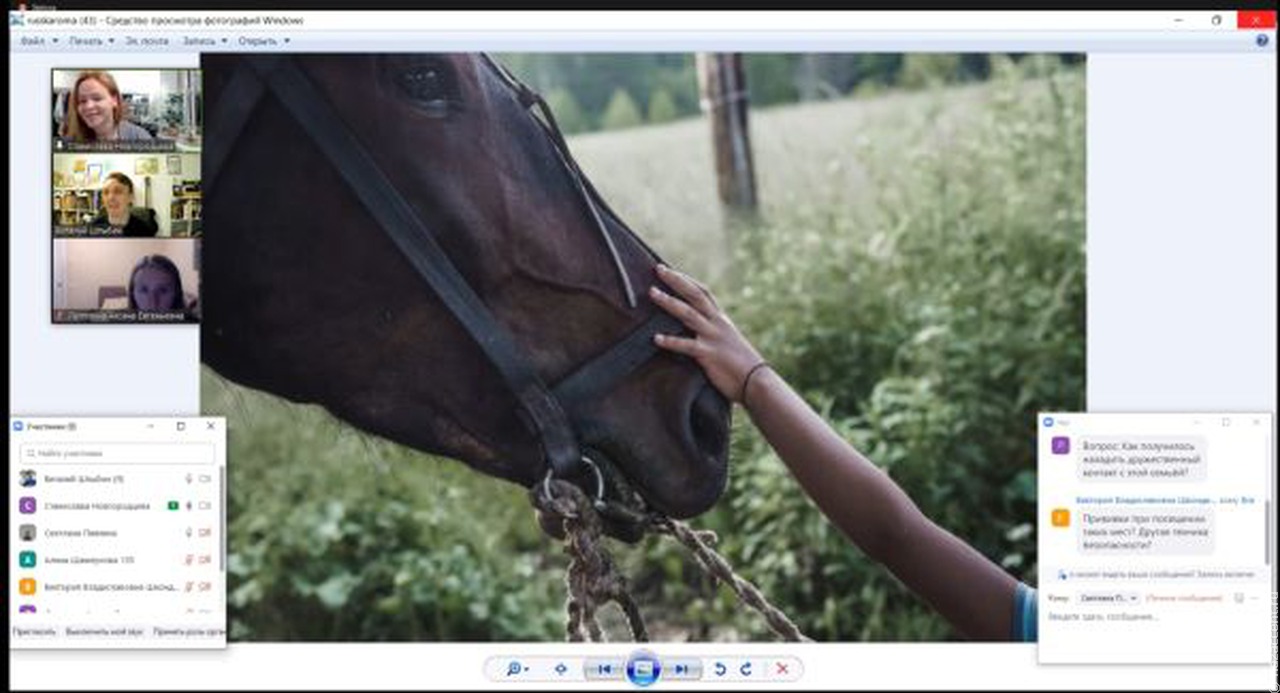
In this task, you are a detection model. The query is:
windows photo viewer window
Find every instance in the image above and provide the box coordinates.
[8,6,1277,691]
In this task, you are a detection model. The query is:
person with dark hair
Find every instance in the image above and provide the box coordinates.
[648,264,1037,642]
[92,172,159,237]
[60,70,153,142]
[128,254,188,314]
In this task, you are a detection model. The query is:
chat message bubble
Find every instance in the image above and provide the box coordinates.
[1078,507,1214,555]
[1076,436,1206,482]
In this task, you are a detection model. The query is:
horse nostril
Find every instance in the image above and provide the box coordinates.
[687,384,729,462]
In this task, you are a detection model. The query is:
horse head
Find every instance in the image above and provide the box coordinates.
[200,53,730,530]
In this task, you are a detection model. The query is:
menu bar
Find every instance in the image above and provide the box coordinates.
[11,31,1273,54]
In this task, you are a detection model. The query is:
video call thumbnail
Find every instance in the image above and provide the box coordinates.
[53,238,201,324]
[50,68,202,325]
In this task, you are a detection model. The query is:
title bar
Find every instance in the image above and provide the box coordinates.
[7,11,1258,33]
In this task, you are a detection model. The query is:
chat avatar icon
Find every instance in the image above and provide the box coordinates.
[19,604,37,614]
[19,469,36,487]
[20,524,36,541]
[1051,508,1071,527]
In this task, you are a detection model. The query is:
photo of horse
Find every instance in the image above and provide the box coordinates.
[200,52,1085,643]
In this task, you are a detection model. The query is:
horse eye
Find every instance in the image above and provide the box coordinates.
[403,68,438,91]
[395,62,459,115]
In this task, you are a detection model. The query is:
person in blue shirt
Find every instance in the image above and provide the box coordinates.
[649,264,1037,641]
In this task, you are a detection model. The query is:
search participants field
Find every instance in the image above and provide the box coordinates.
[20,442,216,465]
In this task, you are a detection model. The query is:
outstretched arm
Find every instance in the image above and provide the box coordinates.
[649,264,1019,641]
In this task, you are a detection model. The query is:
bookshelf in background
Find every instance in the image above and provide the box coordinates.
[170,179,202,236]
[53,187,101,227]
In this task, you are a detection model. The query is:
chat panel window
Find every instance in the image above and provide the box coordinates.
[10,417,226,649]
[1037,413,1273,664]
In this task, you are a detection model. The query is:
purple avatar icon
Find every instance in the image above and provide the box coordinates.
[19,605,37,614]
[19,497,37,514]
[1051,436,1071,455]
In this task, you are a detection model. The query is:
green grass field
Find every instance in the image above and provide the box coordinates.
[204,58,1085,642]
[571,78,997,283]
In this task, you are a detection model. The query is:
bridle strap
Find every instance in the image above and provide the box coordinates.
[552,311,684,408]
[474,53,687,407]
[237,54,582,479]
[200,63,265,198]
[479,53,639,309]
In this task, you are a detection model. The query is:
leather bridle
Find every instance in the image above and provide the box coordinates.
[203,53,687,491]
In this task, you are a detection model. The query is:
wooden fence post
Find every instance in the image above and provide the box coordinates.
[697,53,758,219]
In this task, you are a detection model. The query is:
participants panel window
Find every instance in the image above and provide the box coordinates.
[10,417,226,649]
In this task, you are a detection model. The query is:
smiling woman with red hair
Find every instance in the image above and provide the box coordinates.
[60,70,154,142]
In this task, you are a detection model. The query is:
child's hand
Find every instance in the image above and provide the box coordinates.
[649,264,766,404]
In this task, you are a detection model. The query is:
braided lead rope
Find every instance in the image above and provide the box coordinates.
[531,476,810,643]
[531,478,649,642]
[650,517,812,643]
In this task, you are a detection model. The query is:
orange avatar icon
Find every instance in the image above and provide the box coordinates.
[1051,508,1071,527]
[19,578,37,595]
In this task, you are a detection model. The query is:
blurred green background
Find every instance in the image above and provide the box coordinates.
[201,53,1085,642]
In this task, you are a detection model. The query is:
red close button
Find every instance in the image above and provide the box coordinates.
[1237,10,1276,29]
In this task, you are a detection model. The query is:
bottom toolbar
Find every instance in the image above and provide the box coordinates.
[484,652,803,685]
